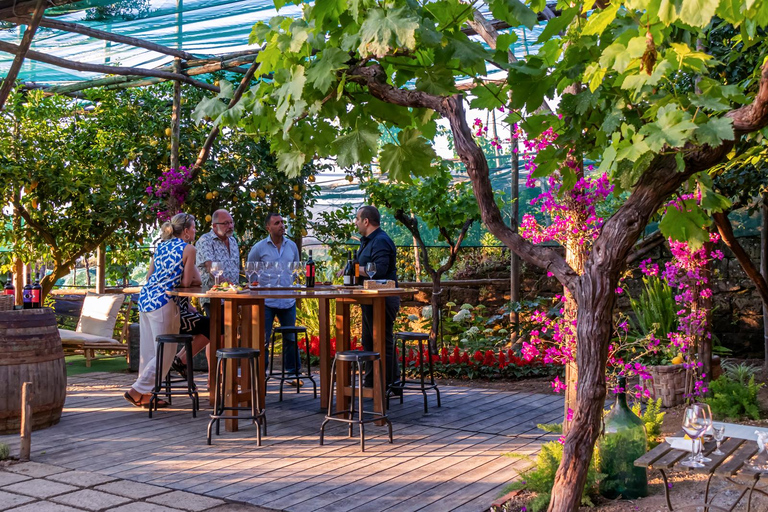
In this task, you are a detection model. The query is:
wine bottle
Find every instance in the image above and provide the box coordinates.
[32,272,42,308]
[22,273,33,309]
[352,252,360,286]
[343,251,354,286]
[3,272,14,296]
[305,250,315,288]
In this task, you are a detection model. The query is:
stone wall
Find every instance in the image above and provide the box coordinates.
[403,238,767,358]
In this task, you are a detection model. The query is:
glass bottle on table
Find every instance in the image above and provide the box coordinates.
[597,376,648,499]
[22,273,32,309]
[352,251,360,285]
[305,251,315,288]
[343,251,354,286]
[4,272,14,296]
[31,271,42,308]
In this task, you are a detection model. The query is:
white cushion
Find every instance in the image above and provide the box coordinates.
[59,328,118,344]
[76,293,125,339]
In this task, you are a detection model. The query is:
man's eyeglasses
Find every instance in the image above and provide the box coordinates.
[213,220,234,225]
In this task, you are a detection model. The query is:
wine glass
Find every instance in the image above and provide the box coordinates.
[751,431,768,471]
[297,261,307,287]
[680,405,707,468]
[245,261,257,290]
[253,261,265,287]
[211,261,224,286]
[712,424,726,456]
[695,403,713,463]
[366,262,377,280]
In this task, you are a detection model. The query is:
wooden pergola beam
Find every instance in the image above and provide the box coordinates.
[7,16,202,61]
[0,0,46,111]
[0,39,220,92]
[41,50,262,95]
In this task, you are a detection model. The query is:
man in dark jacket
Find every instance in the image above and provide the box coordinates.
[354,205,401,390]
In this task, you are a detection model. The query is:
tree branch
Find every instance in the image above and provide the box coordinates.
[348,63,579,290]
[191,57,260,177]
[728,59,768,134]
[7,16,200,61]
[626,230,664,264]
[0,40,219,92]
[713,210,768,304]
[0,0,45,111]
[437,218,473,276]
[393,208,437,281]
[12,198,60,260]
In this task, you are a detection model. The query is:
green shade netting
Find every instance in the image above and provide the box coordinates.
[0,0,545,84]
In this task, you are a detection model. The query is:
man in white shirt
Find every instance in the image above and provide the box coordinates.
[248,213,301,382]
[195,209,240,317]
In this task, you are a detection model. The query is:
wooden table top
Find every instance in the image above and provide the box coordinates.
[635,431,764,477]
[167,286,416,299]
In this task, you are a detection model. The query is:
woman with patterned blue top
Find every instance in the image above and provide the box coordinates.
[124,213,201,408]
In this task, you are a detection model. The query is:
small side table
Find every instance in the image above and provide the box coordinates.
[635,431,768,511]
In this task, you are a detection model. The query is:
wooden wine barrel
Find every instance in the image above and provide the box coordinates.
[0,308,67,434]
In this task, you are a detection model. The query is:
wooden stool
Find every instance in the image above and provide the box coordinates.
[149,334,198,418]
[208,347,267,446]
[388,332,441,413]
[320,350,393,452]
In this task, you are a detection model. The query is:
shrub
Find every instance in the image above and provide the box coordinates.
[702,375,763,421]
[504,441,603,512]
[0,443,9,460]
[631,398,665,448]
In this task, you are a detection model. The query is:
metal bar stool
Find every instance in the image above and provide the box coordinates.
[320,350,393,452]
[387,332,441,413]
[268,325,317,401]
[149,334,198,418]
[207,347,267,446]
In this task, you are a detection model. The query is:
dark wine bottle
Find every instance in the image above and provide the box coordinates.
[3,272,14,296]
[32,272,42,308]
[343,251,354,286]
[22,273,33,309]
[305,250,315,288]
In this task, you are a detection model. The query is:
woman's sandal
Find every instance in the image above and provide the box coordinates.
[171,356,188,379]
[123,392,168,409]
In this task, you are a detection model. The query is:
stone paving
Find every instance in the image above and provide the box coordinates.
[0,462,274,512]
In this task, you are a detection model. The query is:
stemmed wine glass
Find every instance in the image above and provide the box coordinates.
[245,261,257,290]
[712,424,726,456]
[298,261,307,287]
[211,261,224,286]
[366,262,377,281]
[695,402,714,463]
[680,404,708,468]
[253,261,265,287]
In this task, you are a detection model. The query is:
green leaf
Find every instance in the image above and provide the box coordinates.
[599,42,630,72]
[584,63,606,92]
[306,48,349,93]
[447,34,490,75]
[378,128,437,182]
[192,97,227,125]
[638,105,697,150]
[415,66,459,95]
[699,181,732,213]
[679,0,719,28]
[277,150,306,178]
[312,0,348,28]
[658,0,682,25]
[695,117,735,146]
[249,22,271,44]
[217,80,235,100]
[582,3,619,36]
[470,83,505,110]
[659,200,711,250]
[332,124,380,167]
[488,0,538,29]
[536,7,578,43]
[358,7,419,57]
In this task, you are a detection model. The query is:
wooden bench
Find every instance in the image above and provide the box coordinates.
[59,293,133,367]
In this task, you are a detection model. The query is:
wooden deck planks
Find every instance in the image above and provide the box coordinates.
[0,372,563,512]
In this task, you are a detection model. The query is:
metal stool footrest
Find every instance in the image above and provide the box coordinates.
[268,325,318,401]
[320,350,393,452]
[207,348,267,446]
[149,334,199,418]
[387,332,441,413]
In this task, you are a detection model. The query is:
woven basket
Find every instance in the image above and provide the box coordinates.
[0,295,14,311]
[643,363,687,408]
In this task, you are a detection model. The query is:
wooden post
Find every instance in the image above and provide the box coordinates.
[96,244,106,293]
[171,59,181,170]
[0,0,46,111]
[19,382,32,461]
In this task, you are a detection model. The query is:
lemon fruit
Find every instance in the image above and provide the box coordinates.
[671,355,684,365]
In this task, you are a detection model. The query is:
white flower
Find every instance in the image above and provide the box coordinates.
[466,326,480,337]
[421,306,433,320]
[453,309,471,322]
